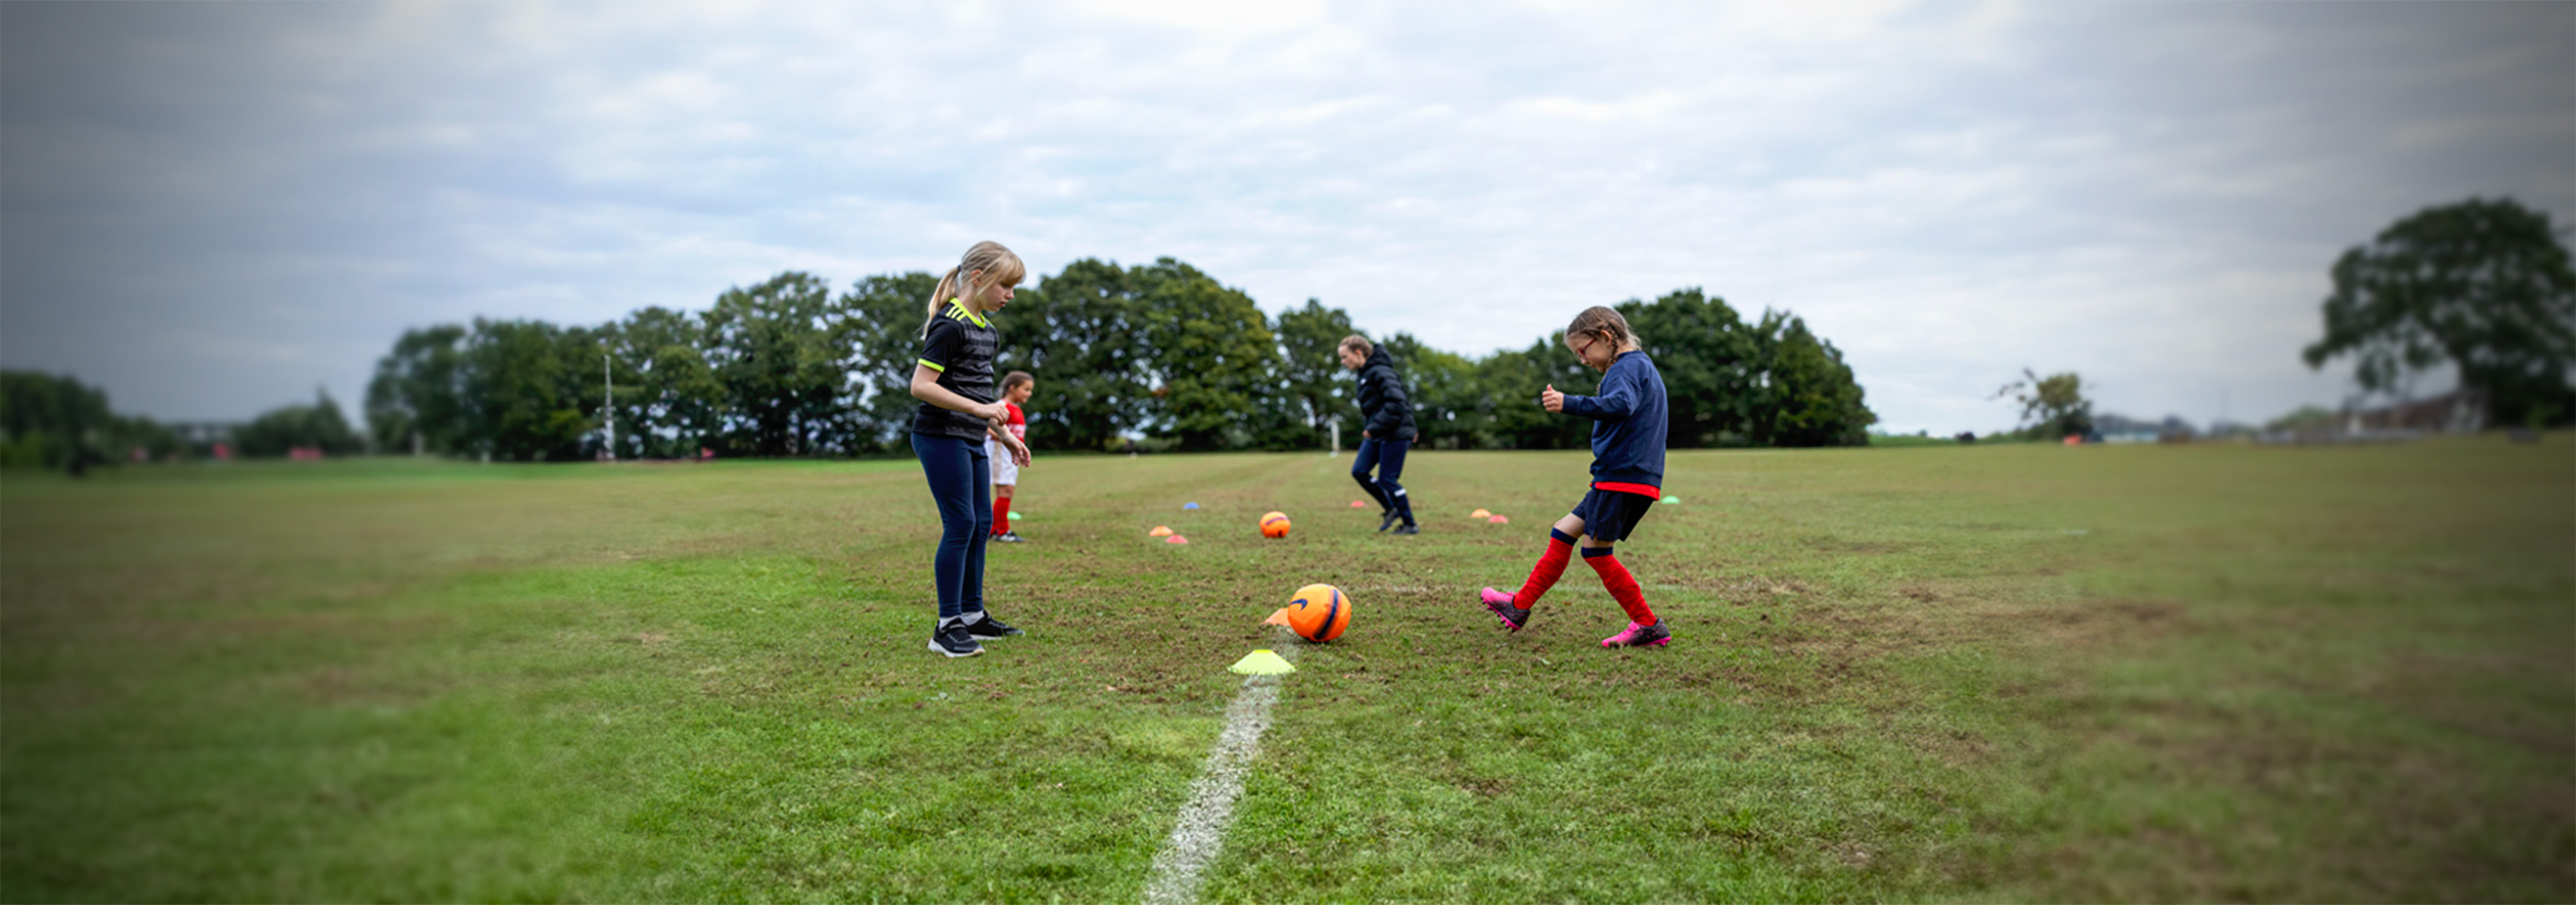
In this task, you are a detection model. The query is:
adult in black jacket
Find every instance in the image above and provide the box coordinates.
[1339,335,1419,533]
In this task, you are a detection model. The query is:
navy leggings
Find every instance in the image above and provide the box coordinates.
[911,433,992,619]
[1352,438,1412,520]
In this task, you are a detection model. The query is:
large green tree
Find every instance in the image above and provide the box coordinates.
[365,324,470,454]
[1,370,107,467]
[839,273,944,454]
[996,259,1153,452]
[462,318,600,461]
[1133,259,1289,451]
[2302,197,2576,426]
[702,272,853,457]
[1272,299,1361,448]
[1753,315,1876,447]
[604,307,722,459]
[234,388,364,457]
[1992,367,2093,441]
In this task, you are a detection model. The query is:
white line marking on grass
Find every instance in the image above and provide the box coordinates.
[1141,636,1297,905]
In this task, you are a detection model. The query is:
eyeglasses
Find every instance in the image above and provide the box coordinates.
[1570,335,1597,358]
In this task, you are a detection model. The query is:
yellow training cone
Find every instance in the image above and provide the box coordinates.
[1229,649,1296,675]
[1149,526,1174,537]
[1470,508,1492,518]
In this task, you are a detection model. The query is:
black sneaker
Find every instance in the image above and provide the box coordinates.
[962,612,1023,639]
[928,623,984,658]
[994,532,1025,544]
[1378,510,1401,532]
[1390,523,1419,535]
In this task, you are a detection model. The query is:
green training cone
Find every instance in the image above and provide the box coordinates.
[1661,495,1681,504]
[1228,649,1295,675]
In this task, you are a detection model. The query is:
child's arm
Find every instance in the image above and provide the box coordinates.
[910,364,1006,423]
[989,423,1031,467]
[1557,368,1637,421]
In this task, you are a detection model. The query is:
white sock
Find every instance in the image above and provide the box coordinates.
[939,615,963,630]
[961,610,986,624]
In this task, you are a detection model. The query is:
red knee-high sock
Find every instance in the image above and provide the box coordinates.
[1513,529,1579,607]
[992,496,1012,534]
[1583,548,1657,626]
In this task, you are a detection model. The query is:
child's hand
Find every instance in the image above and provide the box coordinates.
[1541,384,1564,413]
[1009,441,1032,468]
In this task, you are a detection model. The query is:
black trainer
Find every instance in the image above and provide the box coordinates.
[962,612,1023,639]
[928,622,984,658]
[1378,510,1401,532]
[1391,523,1419,535]
[994,532,1026,544]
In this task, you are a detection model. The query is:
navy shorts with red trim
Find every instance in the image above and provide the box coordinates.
[1571,487,1658,544]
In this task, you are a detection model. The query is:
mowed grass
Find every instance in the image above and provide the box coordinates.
[1,441,2568,902]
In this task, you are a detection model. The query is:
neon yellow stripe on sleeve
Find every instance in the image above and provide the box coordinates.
[916,358,945,373]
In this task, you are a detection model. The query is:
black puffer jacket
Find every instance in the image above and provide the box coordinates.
[1355,347,1418,442]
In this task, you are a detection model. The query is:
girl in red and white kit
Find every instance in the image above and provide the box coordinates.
[989,371,1034,543]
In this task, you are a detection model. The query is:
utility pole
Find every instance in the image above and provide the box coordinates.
[1329,421,1339,458]
[603,353,616,461]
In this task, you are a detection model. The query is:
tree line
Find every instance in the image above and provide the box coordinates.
[0,372,363,469]
[360,258,1877,461]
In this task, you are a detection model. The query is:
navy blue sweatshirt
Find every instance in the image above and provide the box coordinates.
[1560,350,1668,491]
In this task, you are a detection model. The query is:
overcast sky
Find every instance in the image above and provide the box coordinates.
[4,1,2569,434]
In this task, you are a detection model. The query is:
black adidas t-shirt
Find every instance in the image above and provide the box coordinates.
[913,301,1000,441]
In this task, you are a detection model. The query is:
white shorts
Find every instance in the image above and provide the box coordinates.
[987,440,1020,486]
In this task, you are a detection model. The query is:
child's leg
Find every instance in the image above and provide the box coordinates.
[910,433,976,621]
[961,444,993,615]
[1512,513,1586,606]
[992,483,1013,535]
[1374,438,1412,524]
[1349,439,1391,510]
[1580,538,1657,627]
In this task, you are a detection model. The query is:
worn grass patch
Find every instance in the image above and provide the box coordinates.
[2,440,2569,901]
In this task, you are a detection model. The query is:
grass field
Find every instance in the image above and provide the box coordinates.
[4,440,2570,902]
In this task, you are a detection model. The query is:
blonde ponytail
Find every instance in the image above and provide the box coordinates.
[922,241,1027,337]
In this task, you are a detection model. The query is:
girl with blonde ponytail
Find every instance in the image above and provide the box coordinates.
[908,240,1031,658]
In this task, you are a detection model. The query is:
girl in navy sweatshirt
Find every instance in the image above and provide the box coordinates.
[1481,306,1672,648]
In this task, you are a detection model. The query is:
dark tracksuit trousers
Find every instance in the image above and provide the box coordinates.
[911,433,991,619]
[1352,437,1411,522]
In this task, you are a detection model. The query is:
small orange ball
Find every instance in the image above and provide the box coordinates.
[1281,583,1350,642]
[1260,510,1292,538]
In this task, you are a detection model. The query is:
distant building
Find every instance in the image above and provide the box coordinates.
[2347,390,2485,434]
[2261,390,2485,444]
